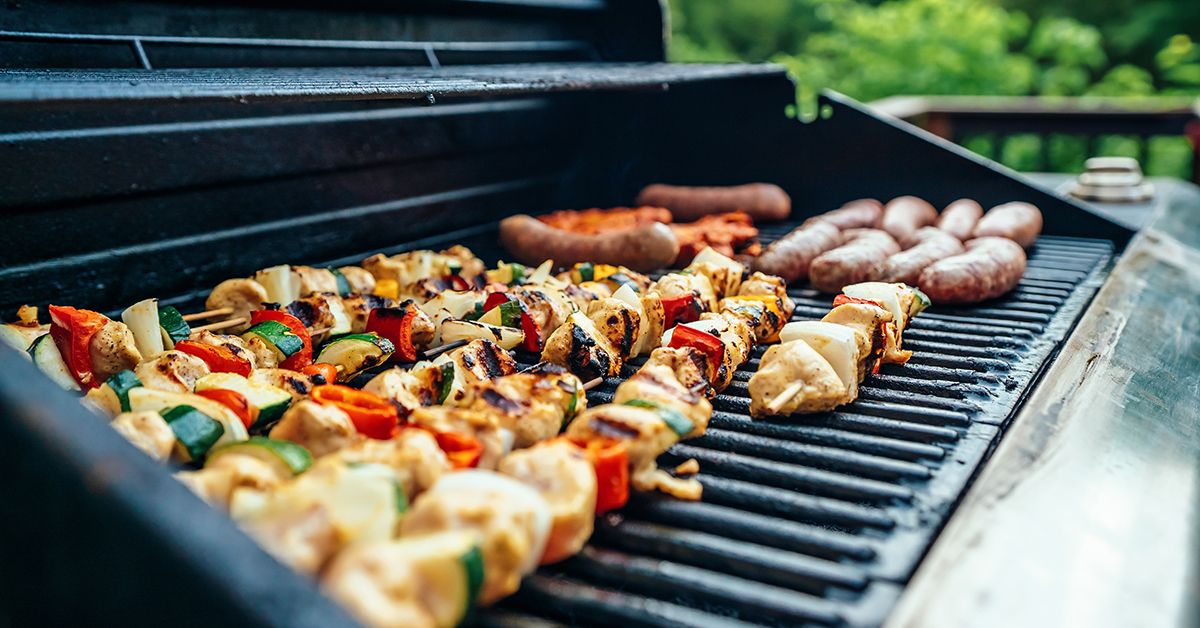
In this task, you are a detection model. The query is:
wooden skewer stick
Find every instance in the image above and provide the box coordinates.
[766,381,805,414]
[189,317,248,335]
[420,339,468,360]
[518,360,549,375]
[181,307,234,322]
[309,327,331,336]
[581,377,603,391]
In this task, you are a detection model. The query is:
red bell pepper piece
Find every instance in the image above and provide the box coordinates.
[174,340,253,377]
[668,325,725,376]
[482,293,543,352]
[300,363,339,384]
[571,436,630,513]
[250,310,312,370]
[311,384,399,440]
[661,294,702,329]
[435,431,484,469]
[48,305,109,390]
[833,295,883,308]
[366,305,419,363]
[443,275,471,291]
[196,388,258,429]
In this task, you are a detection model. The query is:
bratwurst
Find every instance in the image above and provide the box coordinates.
[972,202,1043,248]
[918,237,1026,303]
[802,198,884,230]
[809,229,900,294]
[635,183,791,223]
[935,199,983,241]
[871,227,965,285]
[499,214,679,272]
[750,220,842,282]
[880,196,938,243]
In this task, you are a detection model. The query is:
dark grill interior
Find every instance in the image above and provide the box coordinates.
[444,227,1114,628]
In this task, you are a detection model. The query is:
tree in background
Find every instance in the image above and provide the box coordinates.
[669,0,1199,177]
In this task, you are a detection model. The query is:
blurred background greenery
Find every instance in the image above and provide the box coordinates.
[668,0,1199,178]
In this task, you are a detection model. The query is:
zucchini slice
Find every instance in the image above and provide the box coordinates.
[127,387,248,447]
[158,306,191,349]
[161,405,225,463]
[105,370,144,413]
[328,268,352,298]
[206,436,312,477]
[478,300,523,329]
[121,299,165,358]
[242,320,304,363]
[29,334,80,392]
[440,320,524,351]
[315,333,395,382]
[394,530,485,628]
[195,372,292,430]
[622,398,694,437]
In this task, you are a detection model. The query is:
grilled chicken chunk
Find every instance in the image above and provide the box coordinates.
[613,362,712,438]
[205,278,268,333]
[565,404,699,500]
[89,320,142,383]
[641,346,713,398]
[499,438,597,564]
[509,286,574,336]
[110,411,175,463]
[292,266,340,296]
[739,271,796,319]
[192,330,259,370]
[585,297,641,359]
[541,312,622,381]
[821,303,892,381]
[286,293,343,343]
[445,339,517,387]
[175,453,288,512]
[562,283,601,312]
[685,247,745,300]
[720,297,786,344]
[269,400,358,458]
[749,340,847,417]
[135,350,211,394]
[331,427,450,500]
[250,368,318,402]
[363,367,441,417]
[406,406,508,470]
[442,245,486,280]
[652,273,718,313]
[461,371,586,449]
[400,470,551,605]
[338,266,376,296]
[663,312,754,392]
[322,539,441,628]
[248,504,338,576]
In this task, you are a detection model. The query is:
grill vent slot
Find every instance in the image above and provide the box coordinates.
[487,229,1113,628]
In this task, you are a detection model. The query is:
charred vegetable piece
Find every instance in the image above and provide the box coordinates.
[314,334,395,382]
[161,405,225,463]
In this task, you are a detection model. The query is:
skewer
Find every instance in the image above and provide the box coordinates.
[419,339,468,360]
[309,327,331,336]
[188,317,248,335]
[518,360,548,374]
[581,377,603,391]
[766,381,804,413]
[181,307,233,322]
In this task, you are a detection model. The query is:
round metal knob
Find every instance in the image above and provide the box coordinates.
[1068,156,1155,203]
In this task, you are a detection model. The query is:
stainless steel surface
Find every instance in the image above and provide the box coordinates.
[1068,156,1156,203]
[1026,172,1192,232]
[884,180,1200,628]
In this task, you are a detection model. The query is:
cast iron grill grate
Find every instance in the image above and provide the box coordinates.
[475,225,1114,628]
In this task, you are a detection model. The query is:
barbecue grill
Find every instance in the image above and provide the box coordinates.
[4,2,1192,628]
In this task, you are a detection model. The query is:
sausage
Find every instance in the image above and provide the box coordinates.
[749,220,842,283]
[918,237,1027,303]
[880,196,938,243]
[500,214,679,273]
[935,199,982,241]
[871,227,965,285]
[972,202,1043,248]
[808,229,900,293]
[801,199,883,230]
[635,183,791,223]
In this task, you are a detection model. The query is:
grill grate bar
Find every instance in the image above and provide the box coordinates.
[817,413,960,443]
[906,352,1011,372]
[664,444,916,502]
[855,387,982,414]
[706,411,947,459]
[695,474,896,529]
[689,430,932,481]
[903,339,1020,361]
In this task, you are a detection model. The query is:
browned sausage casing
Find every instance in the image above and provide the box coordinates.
[972,202,1043,248]
[801,198,884,230]
[918,237,1026,303]
[809,229,900,293]
[871,227,965,285]
[936,199,982,241]
[880,196,938,243]
[499,214,679,272]
[635,183,791,223]
[750,220,842,282]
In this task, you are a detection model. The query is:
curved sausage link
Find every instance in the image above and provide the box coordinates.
[801,198,883,231]
[935,199,982,241]
[635,183,791,223]
[500,215,679,272]
[880,196,938,243]
[809,229,900,294]
[917,237,1027,303]
[972,202,1043,248]
[750,220,842,282]
[871,227,965,285]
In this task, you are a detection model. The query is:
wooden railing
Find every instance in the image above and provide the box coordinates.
[869,95,1200,183]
